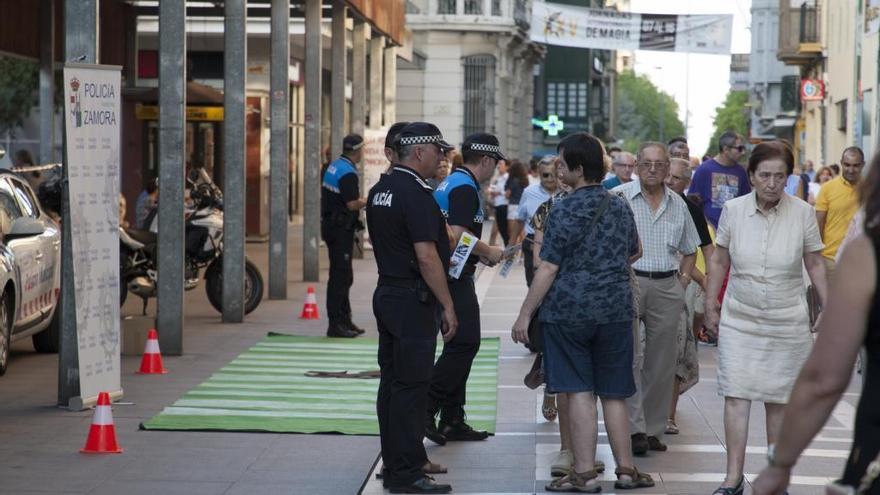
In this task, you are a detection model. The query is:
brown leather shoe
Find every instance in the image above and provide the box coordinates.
[631,433,649,456]
[647,436,667,451]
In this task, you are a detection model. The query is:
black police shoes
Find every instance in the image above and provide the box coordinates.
[439,420,489,442]
[425,418,447,446]
[388,476,452,494]
[346,319,366,335]
[326,322,359,338]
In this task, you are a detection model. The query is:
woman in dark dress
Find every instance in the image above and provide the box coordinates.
[753,150,880,495]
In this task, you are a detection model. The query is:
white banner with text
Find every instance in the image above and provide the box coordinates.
[63,63,123,405]
[530,1,733,55]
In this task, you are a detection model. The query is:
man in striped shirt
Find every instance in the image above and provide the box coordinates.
[613,142,700,456]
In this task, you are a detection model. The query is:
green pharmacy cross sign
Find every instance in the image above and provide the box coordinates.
[532,115,565,136]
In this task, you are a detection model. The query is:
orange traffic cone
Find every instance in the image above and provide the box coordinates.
[80,392,123,454]
[299,286,320,320]
[137,329,167,374]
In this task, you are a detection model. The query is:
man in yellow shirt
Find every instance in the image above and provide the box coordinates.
[816,147,865,279]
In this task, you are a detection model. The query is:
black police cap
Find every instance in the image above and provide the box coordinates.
[393,122,454,153]
[462,132,506,161]
[385,122,410,149]
[343,134,364,152]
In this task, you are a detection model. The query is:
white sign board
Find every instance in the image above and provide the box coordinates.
[530,1,732,55]
[63,63,123,405]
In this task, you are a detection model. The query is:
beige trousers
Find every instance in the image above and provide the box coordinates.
[626,275,687,439]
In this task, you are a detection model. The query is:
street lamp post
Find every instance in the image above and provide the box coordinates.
[654,65,664,143]
[659,94,665,143]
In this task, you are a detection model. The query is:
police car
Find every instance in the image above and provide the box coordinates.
[0,169,61,376]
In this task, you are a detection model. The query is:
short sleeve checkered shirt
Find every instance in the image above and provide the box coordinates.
[613,180,700,272]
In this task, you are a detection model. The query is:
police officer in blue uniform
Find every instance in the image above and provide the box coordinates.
[321,134,367,338]
[426,133,507,445]
[368,122,459,494]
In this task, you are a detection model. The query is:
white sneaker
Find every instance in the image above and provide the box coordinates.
[550,449,573,477]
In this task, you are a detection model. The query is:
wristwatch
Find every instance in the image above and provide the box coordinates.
[767,444,794,469]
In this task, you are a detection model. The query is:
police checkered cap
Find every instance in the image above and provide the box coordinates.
[385,122,410,149]
[462,132,506,161]
[394,122,453,152]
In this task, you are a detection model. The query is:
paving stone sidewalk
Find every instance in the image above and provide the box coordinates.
[0,223,860,494]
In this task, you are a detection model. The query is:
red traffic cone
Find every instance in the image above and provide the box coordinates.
[80,392,123,454]
[299,286,320,320]
[137,329,167,374]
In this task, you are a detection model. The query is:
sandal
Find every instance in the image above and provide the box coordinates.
[546,470,602,493]
[712,477,744,495]
[665,419,679,435]
[542,393,558,422]
[614,466,655,490]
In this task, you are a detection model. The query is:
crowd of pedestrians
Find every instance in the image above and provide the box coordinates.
[497,133,875,494]
[351,117,880,493]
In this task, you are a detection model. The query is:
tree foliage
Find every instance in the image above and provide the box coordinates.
[615,70,685,153]
[0,56,39,137]
[704,90,749,157]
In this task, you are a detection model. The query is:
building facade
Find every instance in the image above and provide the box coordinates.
[749,0,800,146]
[532,0,618,155]
[730,54,750,92]
[135,7,403,235]
[777,0,880,164]
[397,0,542,161]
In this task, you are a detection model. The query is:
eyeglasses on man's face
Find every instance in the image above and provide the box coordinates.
[637,160,669,170]
[541,172,555,178]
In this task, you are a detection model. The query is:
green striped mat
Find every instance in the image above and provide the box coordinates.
[141,334,500,435]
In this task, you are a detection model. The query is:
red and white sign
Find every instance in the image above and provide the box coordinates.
[801,79,825,101]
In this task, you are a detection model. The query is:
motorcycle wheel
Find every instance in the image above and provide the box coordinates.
[205,257,264,315]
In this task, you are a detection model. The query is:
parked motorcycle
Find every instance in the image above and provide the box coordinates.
[120,170,264,315]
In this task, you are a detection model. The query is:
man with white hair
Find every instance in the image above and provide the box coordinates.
[603,152,636,190]
[614,143,700,455]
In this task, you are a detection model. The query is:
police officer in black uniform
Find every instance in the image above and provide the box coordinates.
[321,134,367,338]
[367,122,459,494]
[425,133,507,445]
[383,121,410,172]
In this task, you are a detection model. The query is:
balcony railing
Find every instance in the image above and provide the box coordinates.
[777,0,822,65]
[799,3,818,43]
